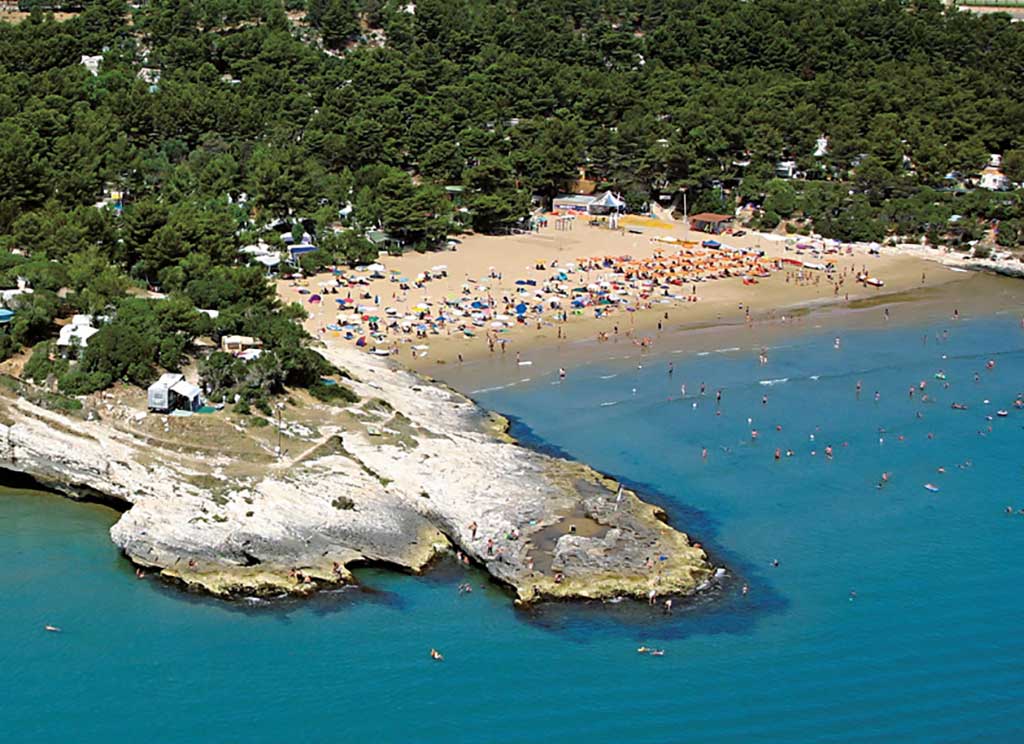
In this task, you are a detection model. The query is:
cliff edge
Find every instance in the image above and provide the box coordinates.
[0,346,716,604]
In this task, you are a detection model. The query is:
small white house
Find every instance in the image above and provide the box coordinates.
[57,315,100,351]
[814,135,829,158]
[775,160,799,179]
[978,165,1011,192]
[147,373,202,413]
[81,55,102,76]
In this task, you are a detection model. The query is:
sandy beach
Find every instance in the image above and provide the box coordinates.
[278,217,979,375]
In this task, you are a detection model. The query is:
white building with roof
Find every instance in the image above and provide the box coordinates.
[57,315,100,351]
[147,373,202,413]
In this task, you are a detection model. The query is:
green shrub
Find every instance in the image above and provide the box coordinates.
[309,381,359,404]
[23,343,68,384]
[58,368,113,396]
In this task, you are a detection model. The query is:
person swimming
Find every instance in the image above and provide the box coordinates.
[430,648,444,661]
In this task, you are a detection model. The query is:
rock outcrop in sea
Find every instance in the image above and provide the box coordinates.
[0,347,716,603]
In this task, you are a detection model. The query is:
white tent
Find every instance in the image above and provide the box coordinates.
[588,191,626,214]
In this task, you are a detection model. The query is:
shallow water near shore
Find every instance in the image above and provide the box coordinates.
[4,308,1024,742]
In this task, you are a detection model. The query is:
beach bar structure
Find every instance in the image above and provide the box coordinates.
[147,373,202,413]
[552,193,597,213]
[689,212,735,235]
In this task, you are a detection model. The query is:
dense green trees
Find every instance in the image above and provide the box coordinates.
[0,0,1023,398]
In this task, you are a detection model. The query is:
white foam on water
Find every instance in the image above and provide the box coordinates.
[759,378,789,386]
[600,401,619,407]
[470,382,517,394]
[715,347,741,353]
[518,361,533,366]
[599,374,618,379]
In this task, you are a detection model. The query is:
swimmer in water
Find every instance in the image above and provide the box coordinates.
[834,336,841,350]
[558,367,566,380]
[856,381,862,399]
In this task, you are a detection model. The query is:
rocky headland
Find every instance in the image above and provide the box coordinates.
[0,346,717,604]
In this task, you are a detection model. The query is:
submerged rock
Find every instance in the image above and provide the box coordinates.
[0,347,716,604]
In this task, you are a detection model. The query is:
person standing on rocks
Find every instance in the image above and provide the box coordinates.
[469,521,478,539]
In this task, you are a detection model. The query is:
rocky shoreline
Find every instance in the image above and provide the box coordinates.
[0,345,718,605]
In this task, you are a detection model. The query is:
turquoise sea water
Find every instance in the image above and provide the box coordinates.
[4,310,1024,743]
